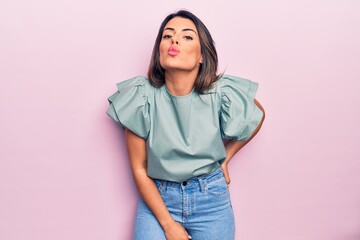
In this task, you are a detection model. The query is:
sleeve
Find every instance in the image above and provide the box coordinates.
[219,75,264,141]
[106,76,151,140]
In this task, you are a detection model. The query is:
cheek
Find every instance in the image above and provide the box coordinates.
[159,43,168,59]
[195,44,202,59]
[187,46,202,62]
[159,44,168,67]
[186,42,201,57]
[159,41,168,53]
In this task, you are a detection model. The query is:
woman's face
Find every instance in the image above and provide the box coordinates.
[159,17,203,74]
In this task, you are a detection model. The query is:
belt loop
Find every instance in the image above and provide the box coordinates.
[198,177,206,192]
[159,179,167,191]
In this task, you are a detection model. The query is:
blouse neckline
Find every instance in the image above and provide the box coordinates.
[162,84,195,99]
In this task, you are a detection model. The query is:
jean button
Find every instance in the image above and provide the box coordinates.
[182,181,187,186]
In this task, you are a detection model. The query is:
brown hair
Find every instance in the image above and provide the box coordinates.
[148,10,221,94]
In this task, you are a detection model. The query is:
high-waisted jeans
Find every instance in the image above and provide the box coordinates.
[134,168,235,239]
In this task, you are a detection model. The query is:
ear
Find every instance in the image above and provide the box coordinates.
[199,56,203,64]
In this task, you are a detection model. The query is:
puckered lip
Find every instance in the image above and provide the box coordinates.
[168,45,180,56]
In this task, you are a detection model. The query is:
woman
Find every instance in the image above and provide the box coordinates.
[107,10,265,240]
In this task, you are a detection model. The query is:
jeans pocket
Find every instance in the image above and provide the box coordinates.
[206,177,228,196]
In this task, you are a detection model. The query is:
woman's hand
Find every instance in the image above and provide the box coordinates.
[221,162,231,185]
[163,221,191,240]
[126,129,190,239]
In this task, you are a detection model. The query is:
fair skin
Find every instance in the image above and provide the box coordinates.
[159,17,202,96]
[126,17,265,240]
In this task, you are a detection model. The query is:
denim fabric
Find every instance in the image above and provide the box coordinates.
[134,168,235,239]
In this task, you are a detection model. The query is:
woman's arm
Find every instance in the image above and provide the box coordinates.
[125,129,191,240]
[221,99,265,184]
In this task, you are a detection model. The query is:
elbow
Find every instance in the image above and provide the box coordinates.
[254,98,265,123]
[260,107,265,123]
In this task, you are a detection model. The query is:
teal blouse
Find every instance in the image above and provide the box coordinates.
[107,75,263,182]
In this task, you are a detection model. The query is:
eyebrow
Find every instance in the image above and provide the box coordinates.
[163,27,197,35]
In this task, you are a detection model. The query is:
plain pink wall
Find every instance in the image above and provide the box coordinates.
[1,0,359,239]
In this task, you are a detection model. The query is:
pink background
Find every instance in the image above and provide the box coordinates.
[1,0,359,239]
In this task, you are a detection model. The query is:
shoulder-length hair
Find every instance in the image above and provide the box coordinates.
[148,10,221,94]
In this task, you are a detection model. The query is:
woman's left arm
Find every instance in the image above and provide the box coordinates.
[221,99,265,184]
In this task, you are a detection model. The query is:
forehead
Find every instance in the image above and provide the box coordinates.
[163,17,197,32]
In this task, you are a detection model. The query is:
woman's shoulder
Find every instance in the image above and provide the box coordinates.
[116,75,155,92]
[107,75,152,139]
[213,74,254,89]
[208,74,259,97]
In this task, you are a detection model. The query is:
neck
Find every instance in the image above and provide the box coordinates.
[164,70,198,96]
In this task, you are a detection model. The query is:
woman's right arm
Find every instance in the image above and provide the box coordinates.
[125,129,191,240]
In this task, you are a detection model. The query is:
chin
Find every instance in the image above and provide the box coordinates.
[164,67,198,73]
[161,63,198,72]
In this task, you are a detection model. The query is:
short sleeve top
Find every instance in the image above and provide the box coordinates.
[107,75,263,182]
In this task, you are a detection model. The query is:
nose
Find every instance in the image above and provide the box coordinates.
[171,37,179,45]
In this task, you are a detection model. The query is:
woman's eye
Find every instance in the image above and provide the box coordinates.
[184,36,193,40]
[162,35,172,39]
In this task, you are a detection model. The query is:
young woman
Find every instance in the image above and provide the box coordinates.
[107,10,265,240]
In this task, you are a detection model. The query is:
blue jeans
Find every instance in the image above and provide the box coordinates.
[134,168,235,239]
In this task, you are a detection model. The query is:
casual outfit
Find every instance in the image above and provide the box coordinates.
[107,75,263,239]
[134,168,235,239]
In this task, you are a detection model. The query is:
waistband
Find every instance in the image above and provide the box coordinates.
[154,168,224,191]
